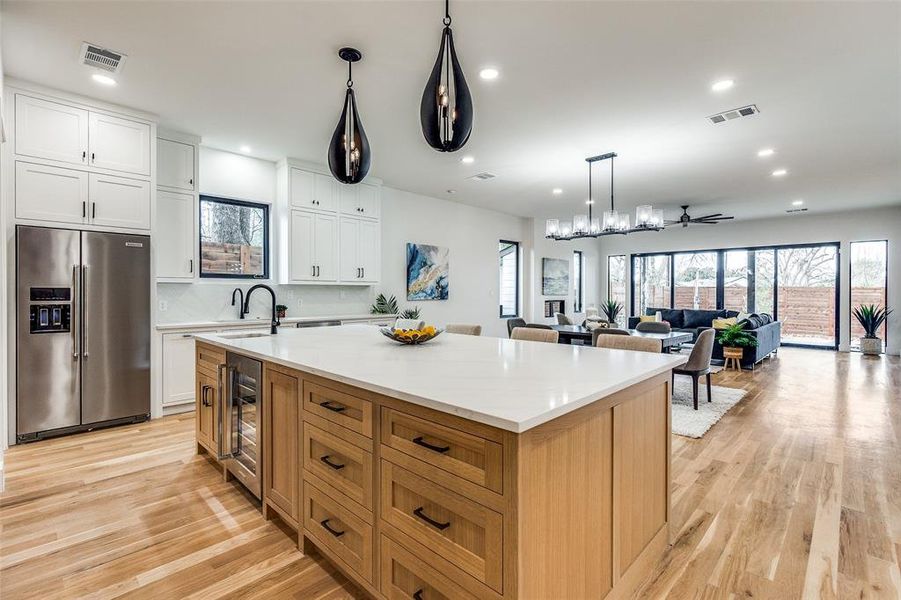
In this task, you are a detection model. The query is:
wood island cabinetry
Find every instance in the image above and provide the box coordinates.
[195,339,673,599]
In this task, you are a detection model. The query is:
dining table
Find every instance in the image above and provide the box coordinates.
[549,325,693,352]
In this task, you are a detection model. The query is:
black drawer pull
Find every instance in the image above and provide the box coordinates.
[320,518,345,538]
[320,455,345,470]
[413,507,450,530]
[413,436,450,453]
[413,591,424,600]
[320,400,346,413]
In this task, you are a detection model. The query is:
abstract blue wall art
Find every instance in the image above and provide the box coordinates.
[406,243,449,300]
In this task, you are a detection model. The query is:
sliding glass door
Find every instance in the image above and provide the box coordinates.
[673,252,717,309]
[607,255,627,326]
[776,245,838,347]
[850,240,888,349]
[723,249,775,314]
[634,254,671,315]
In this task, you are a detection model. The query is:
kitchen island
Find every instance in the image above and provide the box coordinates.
[194,325,686,599]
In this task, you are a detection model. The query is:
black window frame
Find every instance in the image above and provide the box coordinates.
[630,241,841,350]
[199,195,271,280]
[848,239,889,350]
[573,250,584,313]
[498,240,520,318]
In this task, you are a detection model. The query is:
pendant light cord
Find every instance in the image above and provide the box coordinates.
[588,160,593,221]
[443,0,451,26]
[610,156,615,211]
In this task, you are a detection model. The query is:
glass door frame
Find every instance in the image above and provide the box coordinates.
[630,241,841,350]
[848,239,889,350]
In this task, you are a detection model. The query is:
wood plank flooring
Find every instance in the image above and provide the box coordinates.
[1,348,898,599]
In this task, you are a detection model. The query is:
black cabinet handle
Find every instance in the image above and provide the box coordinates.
[92,202,96,219]
[91,152,95,162]
[320,400,346,413]
[413,436,450,454]
[320,455,345,470]
[82,201,86,218]
[189,178,194,185]
[413,591,424,600]
[82,150,87,161]
[413,507,450,530]
[320,518,345,538]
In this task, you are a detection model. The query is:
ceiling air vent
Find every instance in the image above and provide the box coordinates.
[707,104,759,125]
[785,207,808,214]
[468,172,496,181]
[80,42,127,73]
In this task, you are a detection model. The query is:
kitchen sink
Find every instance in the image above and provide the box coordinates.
[218,332,271,340]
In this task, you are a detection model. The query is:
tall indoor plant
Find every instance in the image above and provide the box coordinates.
[853,304,892,356]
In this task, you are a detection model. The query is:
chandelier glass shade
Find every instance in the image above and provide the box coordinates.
[328,47,371,184]
[545,152,664,240]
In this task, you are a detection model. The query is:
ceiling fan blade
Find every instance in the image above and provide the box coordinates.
[693,213,723,220]
[697,216,734,221]
[663,220,680,225]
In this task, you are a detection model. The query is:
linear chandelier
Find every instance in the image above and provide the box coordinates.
[545,152,665,240]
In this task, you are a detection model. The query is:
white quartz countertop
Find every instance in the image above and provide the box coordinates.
[156,314,394,331]
[194,324,687,433]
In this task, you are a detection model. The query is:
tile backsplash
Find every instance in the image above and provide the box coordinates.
[156,283,375,324]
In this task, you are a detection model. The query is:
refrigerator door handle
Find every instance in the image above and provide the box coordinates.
[81,264,89,359]
[72,264,80,360]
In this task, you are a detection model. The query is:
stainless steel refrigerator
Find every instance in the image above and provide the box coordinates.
[16,225,150,442]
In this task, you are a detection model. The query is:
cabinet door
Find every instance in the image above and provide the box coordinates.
[157,139,195,190]
[358,219,380,282]
[357,183,380,220]
[290,210,316,281]
[15,162,88,224]
[157,190,195,278]
[195,370,217,452]
[163,333,195,406]
[264,367,300,524]
[290,168,315,209]
[338,184,359,216]
[15,94,89,166]
[313,213,339,281]
[313,173,337,212]
[89,173,151,230]
[339,217,360,281]
[89,112,151,175]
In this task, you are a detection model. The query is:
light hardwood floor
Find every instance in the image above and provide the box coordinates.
[0,348,898,599]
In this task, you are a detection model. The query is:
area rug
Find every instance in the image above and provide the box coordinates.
[671,378,747,438]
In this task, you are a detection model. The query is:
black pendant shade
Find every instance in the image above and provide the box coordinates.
[328,47,371,184]
[420,2,473,152]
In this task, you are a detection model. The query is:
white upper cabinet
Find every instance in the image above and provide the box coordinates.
[358,219,380,282]
[89,174,151,230]
[339,217,380,283]
[290,168,337,212]
[89,112,151,176]
[15,95,89,166]
[15,161,89,224]
[289,210,338,282]
[339,183,380,219]
[313,173,338,212]
[313,213,339,281]
[338,217,360,281]
[157,139,195,190]
[156,190,195,278]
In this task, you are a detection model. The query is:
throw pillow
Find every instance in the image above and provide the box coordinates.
[639,315,658,323]
[712,317,737,329]
[737,311,752,322]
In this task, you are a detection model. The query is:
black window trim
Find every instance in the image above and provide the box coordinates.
[499,240,520,318]
[573,250,584,313]
[199,194,271,280]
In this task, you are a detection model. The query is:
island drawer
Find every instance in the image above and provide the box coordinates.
[381,407,504,494]
[303,422,373,511]
[380,534,478,600]
[303,481,374,584]
[196,343,225,375]
[380,461,504,593]
[304,381,373,438]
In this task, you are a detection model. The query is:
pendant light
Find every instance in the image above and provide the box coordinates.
[420,0,473,152]
[328,47,371,184]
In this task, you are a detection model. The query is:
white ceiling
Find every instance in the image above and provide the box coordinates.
[3,1,900,222]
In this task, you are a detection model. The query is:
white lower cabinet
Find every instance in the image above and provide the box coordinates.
[289,210,338,282]
[162,333,196,408]
[156,190,195,278]
[15,161,89,224]
[89,173,151,230]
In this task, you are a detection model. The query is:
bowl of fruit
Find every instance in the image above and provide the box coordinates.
[380,324,443,345]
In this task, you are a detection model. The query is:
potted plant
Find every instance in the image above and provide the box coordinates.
[853,304,892,356]
[370,293,399,315]
[716,323,759,359]
[401,306,422,320]
[601,299,623,326]
[275,304,288,319]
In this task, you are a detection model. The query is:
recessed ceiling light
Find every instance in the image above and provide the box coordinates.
[91,73,117,86]
[460,156,474,164]
[772,169,788,177]
[446,189,456,194]
[711,79,734,92]
[552,188,563,195]
[757,148,775,157]
[479,68,499,80]
[792,199,804,206]
[240,145,251,154]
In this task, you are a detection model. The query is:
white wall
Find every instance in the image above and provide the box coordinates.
[158,148,533,338]
[596,206,901,354]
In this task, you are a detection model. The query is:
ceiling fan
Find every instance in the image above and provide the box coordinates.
[665,205,734,228]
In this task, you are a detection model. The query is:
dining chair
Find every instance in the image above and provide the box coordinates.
[446,324,482,336]
[590,327,630,347]
[524,323,553,330]
[635,321,672,333]
[511,327,559,343]
[506,318,526,337]
[594,335,662,353]
[556,313,573,325]
[672,328,715,410]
